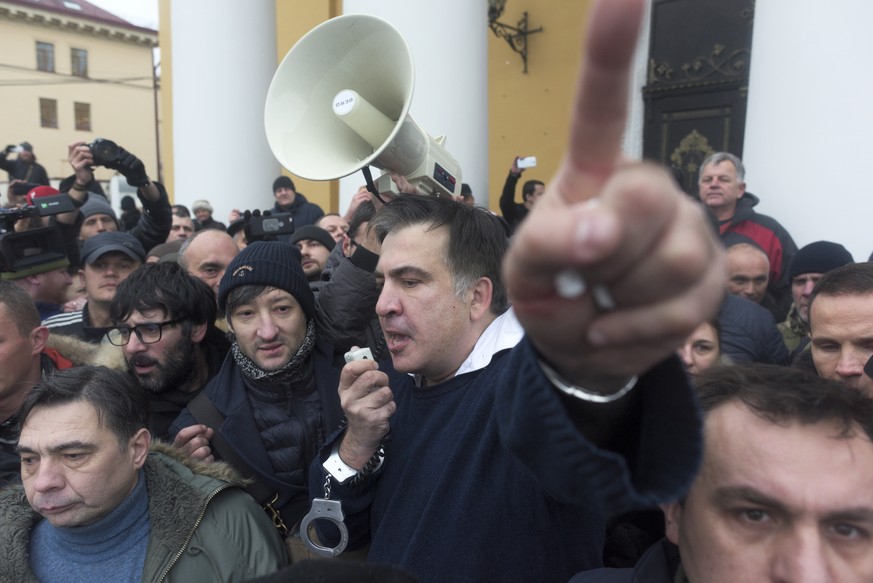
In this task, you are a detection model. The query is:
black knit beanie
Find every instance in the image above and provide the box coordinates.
[218,240,314,318]
[290,225,336,252]
[273,176,295,193]
[788,241,853,279]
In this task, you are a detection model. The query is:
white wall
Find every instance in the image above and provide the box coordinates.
[170,0,279,225]
[623,0,651,160]
[744,0,873,262]
[338,0,489,211]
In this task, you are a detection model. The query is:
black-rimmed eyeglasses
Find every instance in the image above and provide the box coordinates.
[105,318,186,346]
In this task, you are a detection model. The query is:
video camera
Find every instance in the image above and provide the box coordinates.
[242,209,295,242]
[0,193,75,274]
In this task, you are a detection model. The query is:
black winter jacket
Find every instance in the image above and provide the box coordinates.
[169,340,342,529]
[719,293,789,365]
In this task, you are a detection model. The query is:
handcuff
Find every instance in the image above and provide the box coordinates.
[299,474,349,557]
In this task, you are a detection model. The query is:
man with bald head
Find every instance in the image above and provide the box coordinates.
[725,242,770,305]
[178,228,240,300]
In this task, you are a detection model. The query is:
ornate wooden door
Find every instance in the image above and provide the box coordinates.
[642,0,755,198]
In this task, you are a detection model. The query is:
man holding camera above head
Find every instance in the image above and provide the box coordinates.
[0,142,49,186]
[62,140,172,253]
[499,154,545,233]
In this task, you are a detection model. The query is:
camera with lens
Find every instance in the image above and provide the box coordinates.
[243,210,294,242]
[88,138,122,167]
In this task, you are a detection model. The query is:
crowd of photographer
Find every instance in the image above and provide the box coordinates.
[2,1,873,581]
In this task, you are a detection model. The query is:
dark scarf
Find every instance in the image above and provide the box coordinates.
[230,319,316,384]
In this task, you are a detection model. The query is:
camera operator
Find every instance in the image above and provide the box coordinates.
[1,185,83,274]
[61,140,171,252]
[0,142,49,186]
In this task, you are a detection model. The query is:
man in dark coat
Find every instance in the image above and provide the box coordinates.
[109,262,231,439]
[272,175,324,229]
[0,142,49,185]
[170,241,341,537]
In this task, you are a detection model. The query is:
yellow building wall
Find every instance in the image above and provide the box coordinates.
[158,0,173,195]
[156,1,591,214]
[0,3,157,185]
[273,0,342,212]
[487,0,592,211]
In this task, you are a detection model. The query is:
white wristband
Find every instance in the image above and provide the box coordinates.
[322,442,359,484]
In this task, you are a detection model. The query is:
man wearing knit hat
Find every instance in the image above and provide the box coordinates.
[778,240,853,356]
[272,175,324,229]
[807,262,873,396]
[169,240,341,545]
[42,231,145,343]
[192,199,226,231]
[290,225,335,282]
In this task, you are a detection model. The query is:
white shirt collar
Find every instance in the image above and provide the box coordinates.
[413,308,524,386]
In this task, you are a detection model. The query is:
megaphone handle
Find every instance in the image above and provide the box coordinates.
[362,166,391,206]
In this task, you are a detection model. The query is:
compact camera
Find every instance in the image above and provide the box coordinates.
[516,156,537,169]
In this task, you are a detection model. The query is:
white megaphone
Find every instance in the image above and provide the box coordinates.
[264,14,461,198]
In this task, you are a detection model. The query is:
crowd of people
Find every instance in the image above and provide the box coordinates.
[0,1,871,581]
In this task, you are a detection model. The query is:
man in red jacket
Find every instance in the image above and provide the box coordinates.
[699,152,797,310]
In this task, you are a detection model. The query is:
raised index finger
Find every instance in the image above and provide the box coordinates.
[557,0,645,201]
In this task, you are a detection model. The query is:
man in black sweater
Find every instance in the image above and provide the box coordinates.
[305,1,726,581]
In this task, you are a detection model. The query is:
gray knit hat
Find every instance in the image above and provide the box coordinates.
[81,194,118,222]
[217,240,314,318]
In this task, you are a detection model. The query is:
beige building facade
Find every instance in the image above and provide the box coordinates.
[0,0,158,193]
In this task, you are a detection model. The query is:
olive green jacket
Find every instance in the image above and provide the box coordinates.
[0,446,286,582]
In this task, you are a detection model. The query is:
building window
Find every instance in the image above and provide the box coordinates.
[75,102,91,131]
[36,42,55,72]
[71,48,88,77]
[40,98,58,128]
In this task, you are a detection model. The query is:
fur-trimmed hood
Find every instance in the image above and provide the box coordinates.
[44,332,98,367]
[149,441,249,488]
[44,332,127,371]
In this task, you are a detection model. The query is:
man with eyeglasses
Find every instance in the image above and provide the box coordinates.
[169,241,342,553]
[107,262,230,439]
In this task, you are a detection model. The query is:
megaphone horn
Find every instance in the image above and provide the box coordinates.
[264,14,461,197]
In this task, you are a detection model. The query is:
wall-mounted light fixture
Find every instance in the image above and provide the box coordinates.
[488,0,543,73]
